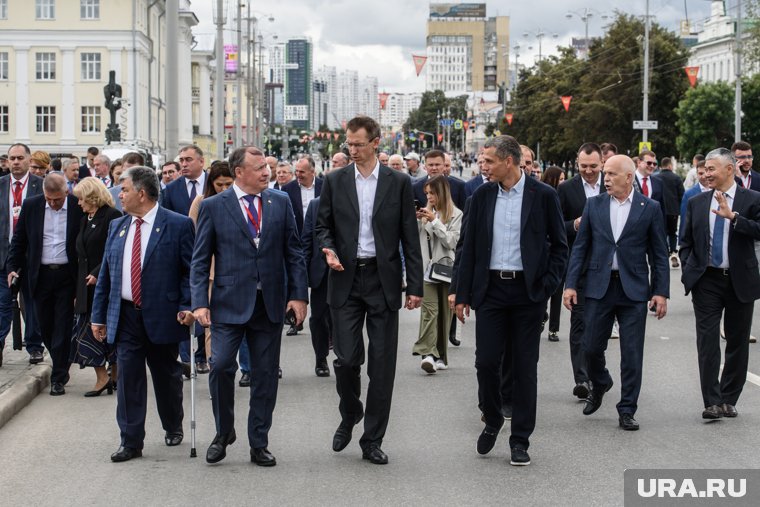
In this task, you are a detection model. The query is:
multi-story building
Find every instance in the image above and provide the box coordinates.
[425,3,509,93]
[379,92,423,130]
[0,0,198,158]
[312,79,328,131]
[337,69,359,128]
[314,65,339,129]
[190,48,215,157]
[285,37,312,130]
[358,76,379,120]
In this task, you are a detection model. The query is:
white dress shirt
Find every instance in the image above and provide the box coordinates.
[610,188,635,270]
[299,181,316,218]
[232,183,263,288]
[582,174,601,199]
[489,172,525,270]
[740,173,751,190]
[635,171,651,198]
[121,203,158,301]
[355,160,380,258]
[709,184,735,269]
[41,199,69,265]
[186,172,207,199]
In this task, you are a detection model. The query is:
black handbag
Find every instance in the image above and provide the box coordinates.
[426,234,453,284]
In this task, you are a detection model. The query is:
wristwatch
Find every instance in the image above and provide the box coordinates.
[731,212,739,225]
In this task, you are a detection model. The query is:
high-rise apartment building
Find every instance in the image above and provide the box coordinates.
[285,37,312,130]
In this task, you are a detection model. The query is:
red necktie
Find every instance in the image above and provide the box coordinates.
[130,218,144,307]
[12,181,22,231]
[642,177,649,197]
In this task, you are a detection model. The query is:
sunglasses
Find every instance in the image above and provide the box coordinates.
[645,161,657,167]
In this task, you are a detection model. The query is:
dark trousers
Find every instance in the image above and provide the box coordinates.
[179,322,206,363]
[666,215,679,253]
[475,273,544,450]
[692,269,753,407]
[34,266,74,383]
[209,293,281,448]
[115,302,183,449]
[583,277,647,416]
[309,277,331,362]
[0,264,43,352]
[331,262,398,450]
[547,277,564,333]
[568,285,589,384]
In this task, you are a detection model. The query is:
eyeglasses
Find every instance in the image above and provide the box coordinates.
[30,165,45,170]
[645,161,657,166]
[736,155,753,160]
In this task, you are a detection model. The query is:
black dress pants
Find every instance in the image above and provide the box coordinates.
[34,266,75,384]
[309,277,331,362]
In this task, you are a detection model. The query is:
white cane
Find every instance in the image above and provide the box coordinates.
[179,312,197,458]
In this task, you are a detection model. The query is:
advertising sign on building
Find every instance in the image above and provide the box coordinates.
[429,3,486,18]
[224,44,239,73]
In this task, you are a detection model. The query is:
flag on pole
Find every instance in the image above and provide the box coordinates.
[412,55,428,76]
[505,113,513,126]
[379,92,390,109]
[561,96,572,112]
[684,66,699,88]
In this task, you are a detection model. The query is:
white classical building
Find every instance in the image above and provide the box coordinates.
[0,0,198,159]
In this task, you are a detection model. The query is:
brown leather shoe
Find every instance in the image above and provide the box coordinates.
[702,405,723,419]
[721,404,738,418]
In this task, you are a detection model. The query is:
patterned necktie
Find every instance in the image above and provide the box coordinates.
[189,180,198,201]
[130,218,144,306]
[242,195,260,238]
[711,205,725,267]
[12,181,22,231]
[641,177,649,197]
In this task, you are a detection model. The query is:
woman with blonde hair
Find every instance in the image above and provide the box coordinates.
[29,151,51,177]
[413,173,462,373]
[71,177,123,396]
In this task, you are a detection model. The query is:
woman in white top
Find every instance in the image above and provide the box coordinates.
[413,175,462,373]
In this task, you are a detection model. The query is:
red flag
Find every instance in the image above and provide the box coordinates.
[412,54,428,77]
[684,66,699,88]
[463,121,469,130]
[379,92,390,109]
[561,96,572,112]
[505,113,513,126]
[437,133,443,142]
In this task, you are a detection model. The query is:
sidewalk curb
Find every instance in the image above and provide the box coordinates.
[0,364,51,430]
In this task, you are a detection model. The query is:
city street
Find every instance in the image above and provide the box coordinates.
[1,269,759,506]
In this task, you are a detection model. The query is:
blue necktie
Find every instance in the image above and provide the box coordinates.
[242,195,260,239]
[189,180,198,201]
[711,206,725,267]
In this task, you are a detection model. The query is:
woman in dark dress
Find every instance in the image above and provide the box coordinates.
[71,177,123,396]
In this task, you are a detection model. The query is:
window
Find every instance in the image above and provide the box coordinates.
[0,52,7,80]
[36,0,55,19]
[35,52,56,80]
[81,106,101,133]
[81,52,101,81]
[80,0,99,19]
[0,0,7,20]
[0,106,8,133]
[36,106,56,133]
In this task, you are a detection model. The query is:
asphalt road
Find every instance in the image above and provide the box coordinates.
[1,269,759,506]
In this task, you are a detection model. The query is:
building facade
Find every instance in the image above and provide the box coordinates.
[285,37,312,130]
[379,92,423,130]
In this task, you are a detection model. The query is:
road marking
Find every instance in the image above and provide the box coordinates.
[747,371,760,388]
[660,336,670,340]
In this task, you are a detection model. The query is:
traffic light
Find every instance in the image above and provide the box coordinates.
[469,120,476,131]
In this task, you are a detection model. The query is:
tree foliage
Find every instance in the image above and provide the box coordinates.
[403,90,468,152]
[675,82,734,158]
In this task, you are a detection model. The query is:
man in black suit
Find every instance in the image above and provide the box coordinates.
[302,197,331,377]
[556,142,603,400]
[7,172,83,394]
[731,141,760,192]
[78,146,98,180]
[464,150,487,198]
[413,150,466,211]
[679,148,760,420]
[633,150,667,222]
[657,157,685,265]
[316,115,423,465]
[455,135,567,466]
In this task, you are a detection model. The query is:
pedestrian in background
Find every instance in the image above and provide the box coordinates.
[29,151,51,178]
[541,166,566,343]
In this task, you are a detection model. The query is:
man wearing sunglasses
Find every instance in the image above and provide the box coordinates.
[634,150,667,227]
[731,141,760,192]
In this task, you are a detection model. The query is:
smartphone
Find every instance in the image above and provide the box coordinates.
[414,199,421,210]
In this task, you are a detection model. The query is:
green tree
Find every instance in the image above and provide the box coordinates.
[675,82,734,157]
[739,73,760,145]
[404,90,468,152]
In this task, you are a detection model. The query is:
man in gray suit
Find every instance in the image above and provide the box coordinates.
[316,116,423,465]
[0,144,44,366]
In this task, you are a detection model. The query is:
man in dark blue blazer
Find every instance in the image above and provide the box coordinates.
[464,169,486,198]
[7,172,83,393]
[732,141,760,192]
[633,150,667,223]
[91,166,195,462]
[191,146,308,467]
[454,135,567,466]
[413,150,466,211]
[302,197,331,377]
[679,161,708,241]
[679,148,760,419]
[281,156,323,235]
[564,155,669,431]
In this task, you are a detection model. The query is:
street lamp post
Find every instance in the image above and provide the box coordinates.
[523,28,558,64]
[214,0,225,160]
[565,8,609,58]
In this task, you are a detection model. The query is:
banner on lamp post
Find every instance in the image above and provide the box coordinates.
[561,96,572,112]
[684,66,699,88]
[505,113,513,126]
[379,92,390,109]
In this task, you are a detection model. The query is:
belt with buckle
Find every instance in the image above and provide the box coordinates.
[610,271,621,278]
[706,267,730,276]
[121,298,142,310]
[41,264,67,270]
[490,270,523,280]
[355,257,377,267]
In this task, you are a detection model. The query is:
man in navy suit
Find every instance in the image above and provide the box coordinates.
[680,148,760,419]
[633,150,667,222]
[464,150,487,198]
[8,172,83,393]
[191,146,307,467]
[732,141,760,192]
[454,135,567,466]
[91,166,194,462]
[413,150,466,211]
[302,197,331,377]
[564,155,669,431]
[679,161,709,241]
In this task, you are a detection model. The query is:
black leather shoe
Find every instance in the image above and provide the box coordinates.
[476,423,502,455]
[721,404,738,418]
[111,446,142,462]
[286,325,298,336]
[50,382,65,396]
[548,332,559,342]
[250,447,277,466]
[165,431,183,446]
[510,446,531,466]
[573,381,590,400]
[180,361,191,379]
[449,332,460,347]
[238,372,251,387]
[315,359,330,377]
[362,445,388,465]
[195,361,210,374]
[0,345,4,367]
[278,367,282,379]
[583,380,613,415]
[332,413,364,452]
[618,413,640,431]
[702,405,723,419]
[29,350,44,364]
[206,429,236,464]
[501,405,512,420]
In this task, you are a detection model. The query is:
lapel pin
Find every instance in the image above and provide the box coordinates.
[267,199,272,204]
[640,202,644,206]
[119,229,126,237]
[155,228,160,232]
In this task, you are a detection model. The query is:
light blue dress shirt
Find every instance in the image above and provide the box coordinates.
[489,172,525,270]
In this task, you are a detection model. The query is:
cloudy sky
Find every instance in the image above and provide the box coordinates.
[190,0,719,92]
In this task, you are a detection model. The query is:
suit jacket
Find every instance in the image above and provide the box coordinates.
[633,173,667,223]
[679,184,705,241]
[464,174,484,198]
[302,197,328,288]
[413,176,466,211]
[454,177,568,308]
[110,185,122,212]
[448,196,471,295]
[78,164,92,180]
[658,169,685,216]
[734,169,760,192]
[162,174,209,217]
[7,194,83,294]
[0,173,43,268]
[91,206,195,344]
[281,177,323,234]
[566,191,670,302]
[74,205,123,314]
[191,187,308,325]
[679,187,760,303]
[316,162,423,309]
[557,174,600,248]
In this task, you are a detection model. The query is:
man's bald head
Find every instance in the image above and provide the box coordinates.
[603,155,636,199]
